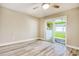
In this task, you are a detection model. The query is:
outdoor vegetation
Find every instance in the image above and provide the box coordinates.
[47,21,66,39]
[54,31,65,39]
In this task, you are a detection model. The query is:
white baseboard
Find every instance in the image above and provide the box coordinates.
[66,44,79,50]
[0,38,39,46]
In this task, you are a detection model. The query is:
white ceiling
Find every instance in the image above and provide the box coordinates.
[1,3,79,18]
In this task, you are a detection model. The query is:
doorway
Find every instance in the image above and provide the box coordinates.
[45,16,67,44]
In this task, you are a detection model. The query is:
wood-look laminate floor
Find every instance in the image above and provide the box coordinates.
[0,40,75,56]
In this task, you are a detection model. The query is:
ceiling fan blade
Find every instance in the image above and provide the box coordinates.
[49,3,60,8]
[33,6,39,10]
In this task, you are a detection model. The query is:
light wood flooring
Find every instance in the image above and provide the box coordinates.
[0,40,78,56]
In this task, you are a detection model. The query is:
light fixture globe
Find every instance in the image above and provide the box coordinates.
[42,4,49,10]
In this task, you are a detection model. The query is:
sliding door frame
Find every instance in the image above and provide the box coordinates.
[44,16,67,45]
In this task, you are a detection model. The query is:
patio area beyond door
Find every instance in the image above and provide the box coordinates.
[45,16,67,44]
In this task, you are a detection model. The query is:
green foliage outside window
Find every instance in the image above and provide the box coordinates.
[47,22,53,30]
[47,21,66,39]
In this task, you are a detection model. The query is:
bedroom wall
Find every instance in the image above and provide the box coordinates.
[39,7,79,48]
[0,7,39,45]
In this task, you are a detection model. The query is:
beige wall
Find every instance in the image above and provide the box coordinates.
[0,7,39,44]
[40,7,79,48]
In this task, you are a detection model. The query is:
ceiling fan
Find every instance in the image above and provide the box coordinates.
[33,3,60,10]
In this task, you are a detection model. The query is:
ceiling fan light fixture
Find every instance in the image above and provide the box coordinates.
[42,4,49,10]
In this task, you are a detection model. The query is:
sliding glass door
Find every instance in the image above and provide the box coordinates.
[45,16,67,44]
